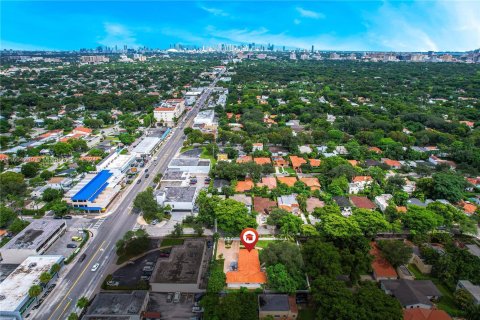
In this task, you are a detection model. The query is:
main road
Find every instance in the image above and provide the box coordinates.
[34,72,223,320]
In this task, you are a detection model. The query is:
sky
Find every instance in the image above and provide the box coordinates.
[1,1,479,52]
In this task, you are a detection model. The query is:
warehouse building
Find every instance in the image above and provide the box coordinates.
[0,255,63,320]
[0,220,66,264]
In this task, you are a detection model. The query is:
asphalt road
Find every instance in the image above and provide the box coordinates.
[33,73,222,320]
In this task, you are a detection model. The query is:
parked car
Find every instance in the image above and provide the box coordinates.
[107,281,120,287]
[136,179,141,184]
[63,215,72,219]
[78,254,86,262]
[91,263,99,272]
[53,216,62,219]
[206,240,212,249]
[192,306,204,313]
[166,293,173,303]
[151,219,158,225]
[159,252,170,258]
[173,292,181,303]
[66,243,77,248]
[71,236,82,242]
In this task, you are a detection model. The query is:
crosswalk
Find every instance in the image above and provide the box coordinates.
[89,218,106,230]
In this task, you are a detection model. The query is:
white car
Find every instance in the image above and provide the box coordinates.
[91,263,100,272]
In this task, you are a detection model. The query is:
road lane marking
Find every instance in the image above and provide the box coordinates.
[48,240,106,320]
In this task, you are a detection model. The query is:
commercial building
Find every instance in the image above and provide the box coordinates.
[65,169,122,213]
[193,109,215,126]
[0,255,63,320]
[153,99,185,127]
[132,137,162,156]
[80,55,110,64]
[96,151,136,173]
[155,186,197,211]
[83,291,148,320]
[258,294,298,319]
[167,158,211,174]
[0,220,66,264]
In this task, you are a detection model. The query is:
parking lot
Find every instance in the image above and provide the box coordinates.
[44,217,89,258]
[146,292,199,320]
[110,249,162,287]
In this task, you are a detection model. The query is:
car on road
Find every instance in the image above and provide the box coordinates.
[192,306,204,313]
[66,243,77,248]
[173,292,181,303]
[136,179,141,184]
[145,168,149,172]
[79,254,86,262]
[206,240,212,249]
[71,236,82,242]
[63,215,72,219]
[53,215,62,219]
[145,173,150,178]
[91,263,100,272]
[166,293,173,303]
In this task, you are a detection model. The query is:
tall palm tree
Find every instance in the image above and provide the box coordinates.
[28,285,42,300]
[39,272,52,285]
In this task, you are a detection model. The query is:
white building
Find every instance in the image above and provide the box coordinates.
[80,55,109,64]
[155,187,197,212]
[0,219,66,264]
[153,99,185,127]
[168,158,211,175]
[132,137,162,157]
[96,151,136,173]
[193,110,215,126]
[0,255,63,320]
[374,194,393,212]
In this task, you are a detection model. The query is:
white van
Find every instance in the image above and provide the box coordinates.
[173,292,181,303]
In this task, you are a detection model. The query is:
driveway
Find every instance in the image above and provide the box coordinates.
[216,239,239,273]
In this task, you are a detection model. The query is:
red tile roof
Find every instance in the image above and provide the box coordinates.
[254,197,277,213]
[236,156,253,164]
[350,196,376,209]
[403,309,452,320]
[352,176,373,183]
[290,156,307,168]
[370,242,397,279]
[300,177,320,190]
[73,126,92,134]
[369,146,382,154]
[257,177,277,190]
[382,158,402,168]
[226,249,267,284]
[236,179,254,192]
[0,154,9,161]
[254,157,272,165]
[277,176,297,187]
[309,159,321,167]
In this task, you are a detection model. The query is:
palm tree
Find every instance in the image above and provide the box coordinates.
[50,263,61,275]
[28,285,42,300]
[67,312,78,320]
[39,272,52,285]
[76,296,89,309]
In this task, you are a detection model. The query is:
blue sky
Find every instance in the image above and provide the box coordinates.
[1,1,479,51]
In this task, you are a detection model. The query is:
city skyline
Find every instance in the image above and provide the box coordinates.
[1,1,480,52]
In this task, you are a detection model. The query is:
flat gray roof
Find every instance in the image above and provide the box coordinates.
[84,291,148,317]
[2,219,66,251]
[162,170,187,181]
[165,187,196,202]
[258,294,290,311]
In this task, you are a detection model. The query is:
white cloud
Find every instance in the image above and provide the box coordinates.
[293,19,301,25]
[200,6,229,17]
[98,23,142,48]
[296,7,325,19]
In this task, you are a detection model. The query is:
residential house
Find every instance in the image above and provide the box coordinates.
[236,179,254,193]
[370,242,398,281]
[407,198,427,207]
[456,280,480,305]
[333,196,353,216]
[252,143,264,152]
[254,197,277,214]
[254,157,272,166]
[458,201,477,215]
[277,176,297,187]
[46,177,73,191]
[403,180,416,194]
[299,177,320,191]
[335,146,348,155]
[269,146,288,157]
[369,147,382,154]
[403,309,452,320]
[237,155,253,164]
[348,160,358,167]
[299,145,312,154]
[273,156,288,168]
[364,159,381,167]
[226,249,267,289]
[466,244,480,258]
[375,194,393,212]
[290,156,307,172]
[309,159,321,167]
[278,195,299,213]
[72,126,93,136]
[305,197,325,214]
[382,158,402,169]
[349,176,373,194]
[231,194,253,212]
[257,177,277,190]
[381,279,442,309]
[258,294,298,320]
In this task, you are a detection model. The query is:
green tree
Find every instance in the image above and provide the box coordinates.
[28,285,42,299]
[354,282,403,320]
[0,171,27,198]
[49,200,69,217]
[118,132,136,145]
[39,272,52,285]
[266,263,298,293]
[21,162,40,178]
[172,223,183,237]
[42,188,63,202]
[402,205,440,233]
[50,263,61,275]
[133,188,162,222]
[351,209,391,237]
[377,240,413,267]
[77,296,90,309]
[318,213,362,238]
[8,218,29,233]
[260,241,305,288]
[266,208,303,238]
[0,205,16,228]
[431,172,467,203]
[455,288,474,310]
[52,142,73,156]
[207,260,226,293]
[302,239,342,279]
[214,199,257,236]
[67,312,79,320]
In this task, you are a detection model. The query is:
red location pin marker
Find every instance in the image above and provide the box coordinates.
[240,228,259,252]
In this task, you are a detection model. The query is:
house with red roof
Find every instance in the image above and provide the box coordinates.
[289,156,307,172]
[277,176,297,187]
[369,146,382,154]
[370,242,397,281]
[226,249,267,289]
[349,176,373,194]
[382,158,402,169]
[299,177,321,191]
[309,159,321,167]
[236,179,254,193]
[350,196,376,210]
[72,126,93,136]
[257,177,277,190]
[0,154,9,162]
[254,157,272,166]
[403,309,451,320]
[236,155,253,164]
